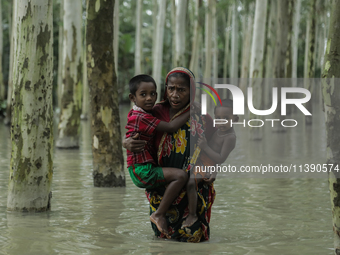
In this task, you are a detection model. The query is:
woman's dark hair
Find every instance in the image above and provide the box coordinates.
[129,74,157,95]
[166,72,191,87]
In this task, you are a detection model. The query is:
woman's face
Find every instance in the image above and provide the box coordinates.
[166,76,190,112]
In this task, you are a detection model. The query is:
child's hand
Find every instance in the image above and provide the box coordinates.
[197,137,207,148]
[202,172,217,185]
[202,175,216,185]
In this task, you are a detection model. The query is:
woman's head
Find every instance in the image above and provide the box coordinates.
[164,67,195,112]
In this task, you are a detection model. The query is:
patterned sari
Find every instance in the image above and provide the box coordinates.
[145,67,216,242]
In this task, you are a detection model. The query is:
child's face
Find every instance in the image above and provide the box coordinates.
[214,106,238,132]
[129,82,157,112]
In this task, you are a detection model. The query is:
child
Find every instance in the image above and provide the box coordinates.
[182,99,238,228]
[125,74,190,238]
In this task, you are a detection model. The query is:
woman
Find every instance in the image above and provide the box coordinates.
[124,67,216,242]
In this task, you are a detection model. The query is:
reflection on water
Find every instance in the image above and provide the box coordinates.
[0,102,333,255]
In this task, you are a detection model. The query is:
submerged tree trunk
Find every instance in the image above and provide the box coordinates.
[56,0,83,148]
[134,0,142,75]
[152,0,166,101]
[322,1,340,253]
[86,0,125,187]
[249,0,267,140]
[7,0,54,212]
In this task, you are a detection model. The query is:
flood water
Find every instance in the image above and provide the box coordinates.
[0,103,334,254]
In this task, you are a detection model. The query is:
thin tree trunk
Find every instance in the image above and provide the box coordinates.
[272,0,289,132]
[212,0,218,87]
[56,0,83,148]
[230,2,238,83]
[175,0,188,67]
[171,0,176,67]
[304,0,317,125]
[7,0,54,212]
[222,7,232,98]
[292,0,301,85]
[81,45,89,120]
[0,0,4,101]
[113,0,119,76]
[239,6,253,94]
[4,0,17,125]
[152,0,158,67]
[189,0,201,77]
[152,0,166,102]
[322,1,340,253]
[134,0,142,75]
[204,0,213,80]
[86,0,125,187]
[57,0,63,111]
[249,0,267,140]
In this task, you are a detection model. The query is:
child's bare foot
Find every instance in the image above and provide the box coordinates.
[150,212,170,238]
[181,214,198,229]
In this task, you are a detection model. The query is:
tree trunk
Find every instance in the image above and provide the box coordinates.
[304,0,317,125]
[204,0,213,80]
[272,0,289,132]
[292,0,301,85]
[86,0,125,187]
[135,0,142,75]
[239,5,254,94]
[322,1,340,253]
[212,0,218,87]
[189,0,202,79]
[0,0,4,101]
[175,0,187,67]
[4,0,17,125]
[249,0,267,140]
[7,0,54,212]
[113,0,119,76]
[56,0,83,148]
[222,7,231,98]
[152,0,166,102]
[81,45,89,120]
[230,2,238,84]
[57,0,63,111]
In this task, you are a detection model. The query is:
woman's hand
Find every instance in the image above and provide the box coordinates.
[197,136,208,149]
[122,133,146,152]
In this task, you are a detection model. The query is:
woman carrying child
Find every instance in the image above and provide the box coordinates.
[124,67,216,242]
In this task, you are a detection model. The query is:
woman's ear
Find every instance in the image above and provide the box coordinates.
[128,93,136,104]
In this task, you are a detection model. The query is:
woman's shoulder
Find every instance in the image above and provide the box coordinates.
[153,102,170,121]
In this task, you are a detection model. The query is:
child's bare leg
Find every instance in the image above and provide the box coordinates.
[182,174,199,228]
[150,167,188,237]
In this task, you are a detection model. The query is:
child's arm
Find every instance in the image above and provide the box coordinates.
[155,110,190,133]
[198,135,236,164]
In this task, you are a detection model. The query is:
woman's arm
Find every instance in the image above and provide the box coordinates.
[155,110,190,133]
[122,133,147,152]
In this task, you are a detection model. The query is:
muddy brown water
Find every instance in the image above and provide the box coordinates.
[0,103,333,254]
